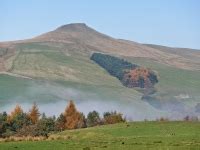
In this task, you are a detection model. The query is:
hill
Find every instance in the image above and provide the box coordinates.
[0,23,200,120]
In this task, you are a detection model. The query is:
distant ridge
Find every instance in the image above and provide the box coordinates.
[0,23,200,71]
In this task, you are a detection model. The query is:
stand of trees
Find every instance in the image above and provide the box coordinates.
[0,101,125,138]
[91,53,158,89]
[91,53,137,80]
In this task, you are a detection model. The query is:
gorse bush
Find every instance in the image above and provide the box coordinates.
[0,100,125,138]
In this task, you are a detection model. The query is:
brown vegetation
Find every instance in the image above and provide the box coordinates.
[7,104,23,123]
[122,68,153,88]
[28,103,40,124]
[103,111,125,124]
[0,100,125,140]
[63,100,85,129]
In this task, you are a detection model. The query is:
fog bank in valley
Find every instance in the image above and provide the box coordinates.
[0,81,199,121]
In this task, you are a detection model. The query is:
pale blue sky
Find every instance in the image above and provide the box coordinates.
[0,0,200,49]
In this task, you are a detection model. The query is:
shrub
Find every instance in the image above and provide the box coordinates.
[156,117,169,122]
[103,111,125,124]
[16,125,38,137]
[2,129,15,138]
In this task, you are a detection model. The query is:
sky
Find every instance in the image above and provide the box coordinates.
[0,0,200,49]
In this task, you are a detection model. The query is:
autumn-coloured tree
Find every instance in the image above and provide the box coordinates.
[63,100,84,129]
[122,67,158,88]
[29,103,40,124]
[7,104,23,122]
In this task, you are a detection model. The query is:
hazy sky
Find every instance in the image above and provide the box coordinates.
[0,0,200,49]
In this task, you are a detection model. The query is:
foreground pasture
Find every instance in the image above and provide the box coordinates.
[0,121,200,150]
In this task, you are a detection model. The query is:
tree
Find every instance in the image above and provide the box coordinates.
[103,111,125,124]
[55,113,65,131]
[63,100,84,129]
[0,112,8,137]
[87,111,101,127]
[29,102,40,124]
[6,105,31,133]
[91,53,158,89]
[11,112,31,131]
[91,53,136,80]
[36,116,55,137]
[7,104,23,123]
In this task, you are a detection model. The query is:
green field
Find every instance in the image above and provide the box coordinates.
[0,121,200,150]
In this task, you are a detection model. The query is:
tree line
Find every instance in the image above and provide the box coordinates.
[90,53,158,89]
[0,100,125,138]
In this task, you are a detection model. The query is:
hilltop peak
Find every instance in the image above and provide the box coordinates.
[56,23,90,31]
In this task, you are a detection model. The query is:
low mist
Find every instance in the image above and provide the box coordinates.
[0,81,199,121]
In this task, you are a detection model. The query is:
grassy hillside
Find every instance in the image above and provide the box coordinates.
[0,41,200,119]
[125,57,200,113]
[0,121,200,150]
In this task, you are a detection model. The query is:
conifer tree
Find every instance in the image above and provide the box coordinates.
[63,100,83,129]
[7,104,23,122]
[29,102,40,124]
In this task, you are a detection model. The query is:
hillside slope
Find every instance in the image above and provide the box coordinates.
[0,23,199,120]
[1,23,200,72]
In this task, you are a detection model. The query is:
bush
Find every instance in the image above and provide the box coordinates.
[156,117,169,122]
[103,111,125,124]
[2,129,15,138]
[16,125,37,137]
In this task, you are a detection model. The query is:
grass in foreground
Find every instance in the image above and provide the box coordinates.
[0,121,200,150]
